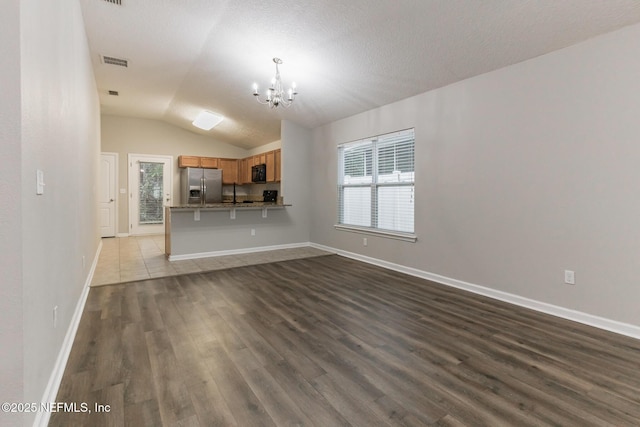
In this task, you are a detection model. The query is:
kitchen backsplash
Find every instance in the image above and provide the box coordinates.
[221,183,280,203]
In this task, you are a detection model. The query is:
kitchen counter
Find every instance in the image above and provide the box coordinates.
[169,202,290,210]
[165,203,292,259]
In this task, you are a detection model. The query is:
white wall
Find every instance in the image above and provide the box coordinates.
[281,120,312,244]
[101,115,250,234]
[248,139,281,156]
[4,0,101,425]
[311,23,640,328]
[0,1,24,425]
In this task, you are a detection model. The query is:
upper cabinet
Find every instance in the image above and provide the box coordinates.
[178,155,218,168]
[239,157,251,184]
[274,149,281,182]
[178,155,200,168]
[218,158,238,184]
[255,153,266,165]
[178,149,281,184]
[265,151,275,182]
[200,157,219,168]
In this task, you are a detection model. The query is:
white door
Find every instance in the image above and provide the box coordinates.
[99,153,117,237]
[129,154,173,236]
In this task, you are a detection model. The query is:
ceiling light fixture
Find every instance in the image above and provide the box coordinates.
[252,58,298,108]
[192,111,224,130]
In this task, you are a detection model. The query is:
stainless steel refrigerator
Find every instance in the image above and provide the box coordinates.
[180,168,222,205]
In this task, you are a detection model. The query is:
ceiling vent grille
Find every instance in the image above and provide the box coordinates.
[102,0,122,5]
[108,90,119,96]
[101,55,128,67]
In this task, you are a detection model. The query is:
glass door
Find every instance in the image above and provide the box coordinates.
[128,154,173,235]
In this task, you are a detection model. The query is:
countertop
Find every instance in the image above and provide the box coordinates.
[169,202,290,209]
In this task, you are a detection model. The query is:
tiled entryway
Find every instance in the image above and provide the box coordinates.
[91,235,332,286]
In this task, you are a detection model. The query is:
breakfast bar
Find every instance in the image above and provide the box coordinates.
[165,203,292,260]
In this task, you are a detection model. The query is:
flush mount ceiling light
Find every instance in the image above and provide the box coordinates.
[192,111,224,130]
[252,58,298,108]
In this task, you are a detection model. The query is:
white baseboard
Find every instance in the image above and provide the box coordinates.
[33,240,101,427]
[116,232,129,238]
[169,242,313,261]
[310,243,640,341]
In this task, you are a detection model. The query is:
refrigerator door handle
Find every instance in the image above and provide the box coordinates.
[201,177,206,204]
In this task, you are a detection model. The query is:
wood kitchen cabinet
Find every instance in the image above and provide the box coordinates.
[200,157,219,168]
[241,156,258,183]
[218,158,238,184]
[240,157,251,184]
[252,153,266,166]
[274,149,281,182]
[265,151,275,182]
[178,155,218,168]
[236,158,245,184]
[178,155,201,168]
[263,149,281,183]
[179,148,280,184]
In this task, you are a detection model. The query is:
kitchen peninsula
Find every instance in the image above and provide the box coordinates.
[165,202,292,260]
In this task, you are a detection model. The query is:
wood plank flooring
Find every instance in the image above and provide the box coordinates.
[51,255,640,426]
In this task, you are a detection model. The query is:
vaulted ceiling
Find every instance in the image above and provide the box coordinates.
[79,0,640,149]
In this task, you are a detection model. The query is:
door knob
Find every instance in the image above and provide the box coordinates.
[109,199,114,202]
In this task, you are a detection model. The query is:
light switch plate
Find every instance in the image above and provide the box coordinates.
[36,170,45,195]
[564,270,575,285]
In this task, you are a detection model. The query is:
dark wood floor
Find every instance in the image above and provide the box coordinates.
[51,254,640,426]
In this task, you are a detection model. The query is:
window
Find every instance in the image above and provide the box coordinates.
[337,128,415,240]
[138,161,165,224]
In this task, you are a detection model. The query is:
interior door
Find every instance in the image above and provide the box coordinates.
[129,154,173,236]
[99,153,117,237]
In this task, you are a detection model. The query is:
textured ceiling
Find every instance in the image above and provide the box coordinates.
[79,0,640,149]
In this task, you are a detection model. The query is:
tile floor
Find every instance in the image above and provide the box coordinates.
[91,235,332,287]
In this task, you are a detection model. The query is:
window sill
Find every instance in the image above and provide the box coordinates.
[334,224,417,242]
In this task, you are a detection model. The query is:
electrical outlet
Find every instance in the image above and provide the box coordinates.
[564,270,575,285]
[53,306,58,328]
[251,228,256,236]
[82,255,86,269]
[363,237,368,247]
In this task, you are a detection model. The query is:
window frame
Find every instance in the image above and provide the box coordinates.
[335,128,417,243]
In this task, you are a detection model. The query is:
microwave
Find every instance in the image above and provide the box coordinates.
[251,163,266,183]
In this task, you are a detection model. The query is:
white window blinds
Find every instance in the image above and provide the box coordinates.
[338,128,415,235]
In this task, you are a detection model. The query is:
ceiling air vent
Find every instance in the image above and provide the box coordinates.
[101,55,128,67]
[102,0,122,5]
[108,90,119,96]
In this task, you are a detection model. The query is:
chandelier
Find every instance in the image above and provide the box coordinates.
[252,58,298,108]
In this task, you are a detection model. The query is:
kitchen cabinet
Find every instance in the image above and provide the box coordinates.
[265,151,275,182]
[200,157,219,168]
[179,148,280,184]
[246,157,254,183]
[264,149,281,183]
[236,158,245,184]
[178,155,218,168]
[218,158,238,184]
[240,157,251,184]
[178,155,200,168]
